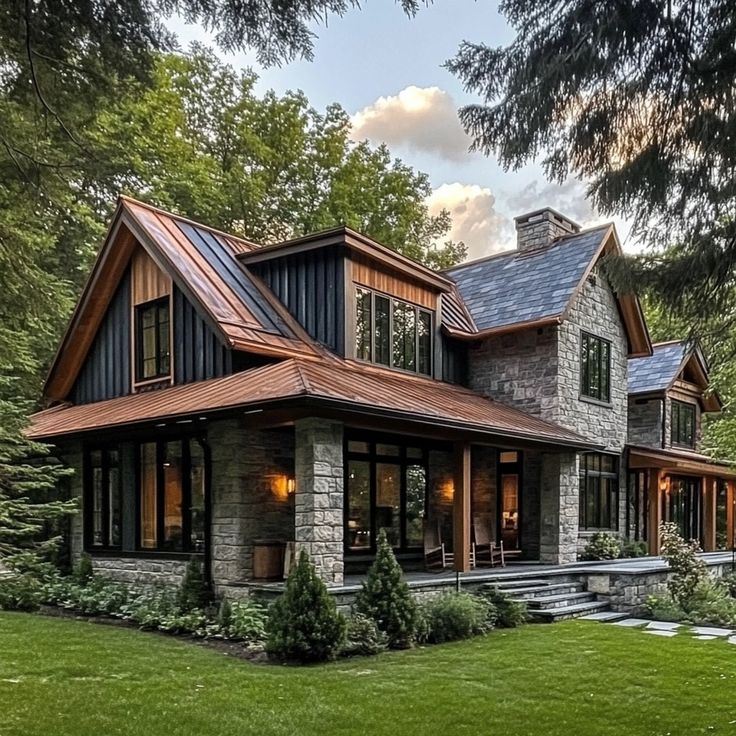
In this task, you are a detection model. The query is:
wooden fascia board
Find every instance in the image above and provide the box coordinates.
[628,448,736,479]
[442,315,562,341]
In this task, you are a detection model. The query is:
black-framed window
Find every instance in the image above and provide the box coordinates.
[136,297,170,381]
[354,287,433,376]
[345,436,427,553]
[581,332,611,402]
[138,437,207,553]
[625,470,648,543]
[579,453,618,530]
[84,447,122,549]
[671,400,696,447]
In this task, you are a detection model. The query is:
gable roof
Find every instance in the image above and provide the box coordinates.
[44,197,319,402]
[29,358,597,451]
[628,340,722,411]
[442,225,652,357]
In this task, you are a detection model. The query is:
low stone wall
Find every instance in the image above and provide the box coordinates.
[90,556,190,587]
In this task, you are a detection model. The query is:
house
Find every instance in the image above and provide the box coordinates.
[27,199,736,594]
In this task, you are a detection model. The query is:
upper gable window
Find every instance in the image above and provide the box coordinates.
[354,287,432,376]
[136,297,170,381]
[671,400,695,447]
[581,331,611,403]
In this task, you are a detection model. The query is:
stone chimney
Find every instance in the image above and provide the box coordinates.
[514,208,581,252]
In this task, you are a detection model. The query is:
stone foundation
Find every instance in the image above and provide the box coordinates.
[89,556,190,586]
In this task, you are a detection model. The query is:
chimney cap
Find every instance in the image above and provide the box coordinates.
[514,207,581,234]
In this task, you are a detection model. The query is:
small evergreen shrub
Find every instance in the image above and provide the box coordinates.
[620,540,649,558]
[73,553,95,584]
[420,593,493,644]
[643,593,687,622]
[0,555,59,611]
[266,550,346,663]
[581,533,621,561]
[476,587,527,628]
[341,613,387,657]
[178,557,211,611]
[659,522,706,608]
[353,529,416,648]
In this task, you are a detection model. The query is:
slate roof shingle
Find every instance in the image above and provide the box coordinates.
[628,341,688,394]
[444,227,609,333]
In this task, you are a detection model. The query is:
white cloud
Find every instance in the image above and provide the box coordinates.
[351,86,473,161]
[427,183,512,259]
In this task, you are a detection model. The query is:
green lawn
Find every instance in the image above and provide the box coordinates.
[2,613,736,736]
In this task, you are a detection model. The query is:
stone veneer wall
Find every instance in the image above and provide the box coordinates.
[628,397,664,448]
[539,453,579,564]
[521,452,542,559]
[294,418,344,586]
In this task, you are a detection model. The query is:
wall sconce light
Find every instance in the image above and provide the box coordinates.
[269,474,295,500]
[660,477,670,494]
[287,478,296,495]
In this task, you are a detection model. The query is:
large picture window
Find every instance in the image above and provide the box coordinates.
[138,437,207,553]
[581,332,611,402]
[136,297,170,381]
[354,287,433,376]
[671,400,696,447]
[345,437,427,553]
[579,453,618,530]
[84,447,122,549]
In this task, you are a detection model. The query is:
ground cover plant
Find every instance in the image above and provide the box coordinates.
[3,612,736,736]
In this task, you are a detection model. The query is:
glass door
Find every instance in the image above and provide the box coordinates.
[498,450,522,551]
[665,476,704,547]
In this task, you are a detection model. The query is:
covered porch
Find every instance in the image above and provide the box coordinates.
[627,445,736,555]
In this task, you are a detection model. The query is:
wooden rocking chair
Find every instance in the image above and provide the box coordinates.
[471,518,505,568]
[424,520,452,570]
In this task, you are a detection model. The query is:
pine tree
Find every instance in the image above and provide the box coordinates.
[177,556,212,611]
[0,384,75,567]
[266,550,346,663]
[354,529,416,649]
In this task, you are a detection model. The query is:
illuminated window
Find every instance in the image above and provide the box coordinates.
[136,297,170,381]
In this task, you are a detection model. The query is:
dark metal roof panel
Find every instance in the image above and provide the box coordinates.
[445,228,608,332]
[628,341,687,394]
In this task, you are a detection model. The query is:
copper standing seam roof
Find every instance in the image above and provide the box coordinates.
[28,358,597,449]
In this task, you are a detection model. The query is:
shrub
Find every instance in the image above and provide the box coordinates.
[266,550,346,663]
[178,557,211,611]
[581,533,621,561]
[643,593,687,622]
[420,592,493,644]
[73,554,95,584]
[413,604,432,645]
[0,573,45,611]
[687,578,736,627]
[353,529,416,648]
[477,587,527,628]
[719,571,736,598]
[341,613,387,657]
[659,522,707,608]
[226,600,268,643]
[620,540,649,559]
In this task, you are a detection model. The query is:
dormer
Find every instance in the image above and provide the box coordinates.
[240,227,454,380]
[627,340,722,451]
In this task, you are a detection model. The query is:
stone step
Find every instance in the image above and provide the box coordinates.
[529,599,611,623]
[495,582,584,597]
[524,591,597,610]
[479,578,553,590]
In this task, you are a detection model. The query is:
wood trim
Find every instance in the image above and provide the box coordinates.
[703,475,717,552]
[647,468,663,555]
[453,443,471,573]
[351,255,437,310]
[131,247,171,305]
[728,480,735,552]
[443,315,562,341]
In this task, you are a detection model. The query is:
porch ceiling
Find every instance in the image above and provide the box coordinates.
[28,358,598,451]
[628,444,736,479]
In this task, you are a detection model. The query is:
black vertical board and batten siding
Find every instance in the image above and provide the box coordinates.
[70,276,232,404]
[252,246,345,355]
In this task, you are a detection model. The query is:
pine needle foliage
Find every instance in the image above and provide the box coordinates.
[354,529,417,649]
[266,550,346,663]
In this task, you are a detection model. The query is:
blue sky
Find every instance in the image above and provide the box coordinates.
[169,2,633,258]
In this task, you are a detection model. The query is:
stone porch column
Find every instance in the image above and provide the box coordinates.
[539,452,579,564]
[294,417,344,586]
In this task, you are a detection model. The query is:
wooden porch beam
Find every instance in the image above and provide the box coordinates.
[453,442,471,573]
[648,468,663,555]
[703,476,716,552]
[728,480,735,552]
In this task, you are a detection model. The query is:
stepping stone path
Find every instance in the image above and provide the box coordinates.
[582,617,736,643]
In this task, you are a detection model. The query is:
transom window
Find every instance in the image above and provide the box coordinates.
[581,332,611,402]
[136,297,170,381]
[579,453,618,530]
[345,437,427,553]
[85,447,121,549]
[671,400,695,447]
[138,437,207,553]
[355,287,432,376]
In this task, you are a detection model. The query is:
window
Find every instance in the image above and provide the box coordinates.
[136,297,170,381]
[85,448,121,549]
[354,287,433,376]
[138,437,208,553]
[579,453,618,530]
[345,437,428,552]
[581,332,611,402]
[671,400,695,447]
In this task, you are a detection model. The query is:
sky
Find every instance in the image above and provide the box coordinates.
[168,1,635,261]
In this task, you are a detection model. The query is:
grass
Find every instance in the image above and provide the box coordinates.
[2,613,736,736]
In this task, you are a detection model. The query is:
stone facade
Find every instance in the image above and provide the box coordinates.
[628,397,664,448]
[294,418,344,586]
[539,453,579,564]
